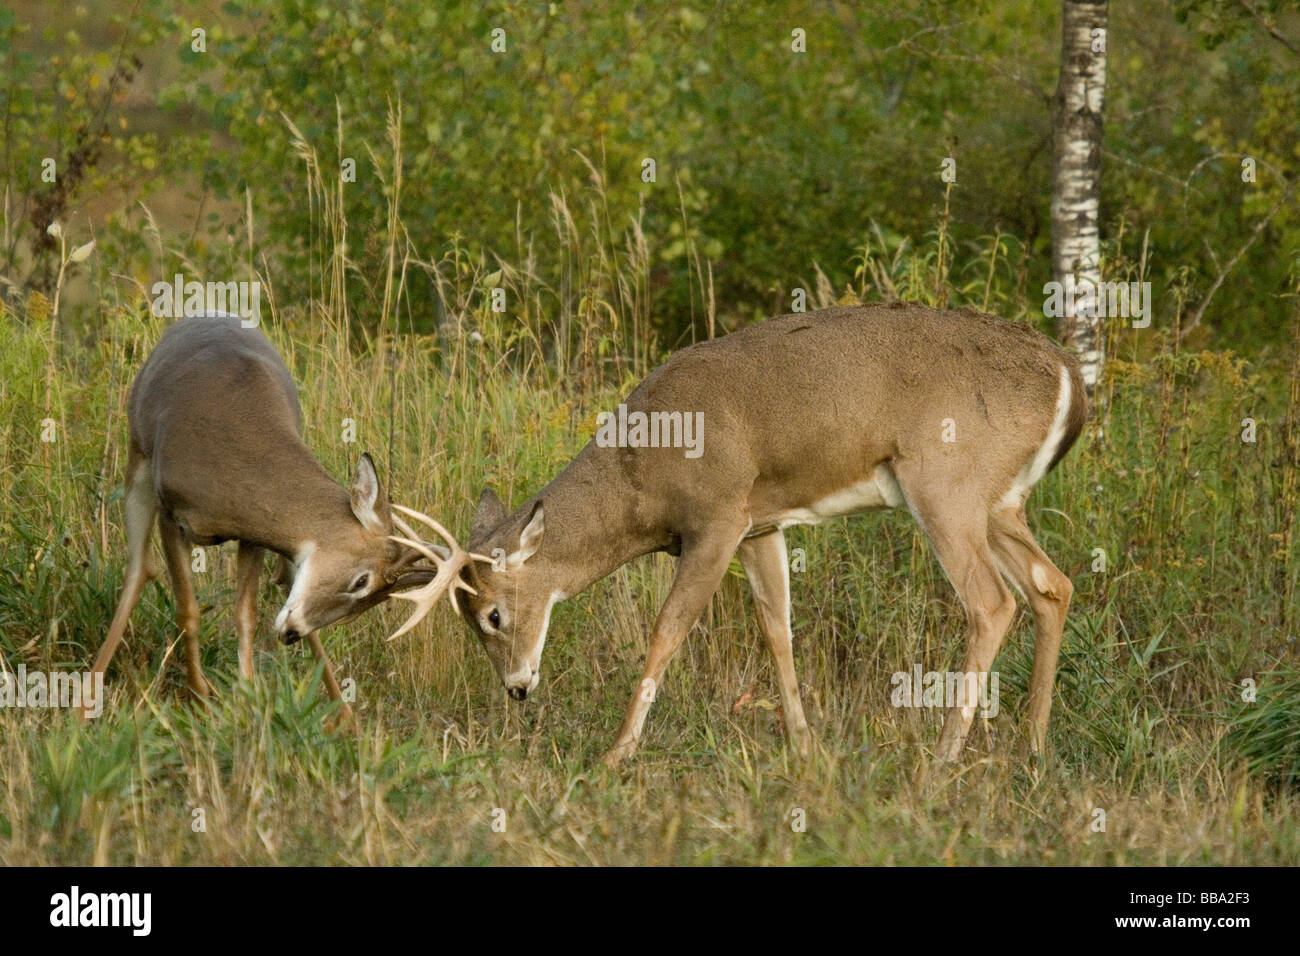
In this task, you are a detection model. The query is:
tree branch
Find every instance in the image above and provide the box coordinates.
[1237,0,1299,56]
[1181,176,1297,340]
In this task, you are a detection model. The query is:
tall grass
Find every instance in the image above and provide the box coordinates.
[1,114,1297,865]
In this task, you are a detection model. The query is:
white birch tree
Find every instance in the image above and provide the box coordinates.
[1051,0,1109,391]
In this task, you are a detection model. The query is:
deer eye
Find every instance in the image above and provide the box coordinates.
[487,608,501,629]
[349,573,370,593]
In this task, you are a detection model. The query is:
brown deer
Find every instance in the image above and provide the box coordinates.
[393,303,1088,766]
[90,313,435,719]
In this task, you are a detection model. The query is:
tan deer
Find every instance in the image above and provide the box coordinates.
[393,303,1088,766]
[90,313,432,719]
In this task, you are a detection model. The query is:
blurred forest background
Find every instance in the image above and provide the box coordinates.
[2,0,1296,355]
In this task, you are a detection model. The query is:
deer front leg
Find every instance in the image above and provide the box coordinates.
[307,632,355,730]
[737,530,813,758]
[234,542,264,681]
[601,522,745,768]
[271,554,293,595]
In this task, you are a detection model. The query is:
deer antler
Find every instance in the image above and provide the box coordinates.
[386,503,491,641]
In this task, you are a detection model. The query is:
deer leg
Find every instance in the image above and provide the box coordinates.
[737,530,812,758]
[893,468,1016,761]
[601,522,746,768]
[988,506,1073,754]
[926,515,1016,762]
[158,513,209,699]
[86,454,157,719]
[306,632,354,729]
[932,532,1015,761]
[234,542,264,681]
[271,554,293,595]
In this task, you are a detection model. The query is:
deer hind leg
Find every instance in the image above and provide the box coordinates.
[157,513,209,699]
[234,542,264,681]
[737,530,813,758]
[893,468,1017,761]
[601,519,747,768]
[988,506,1073,753]
[87,453,158,718]
[930,524,1016,761]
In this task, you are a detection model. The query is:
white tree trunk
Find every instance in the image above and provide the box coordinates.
[1051,0,1108,391]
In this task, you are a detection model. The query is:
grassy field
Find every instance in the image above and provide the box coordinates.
[2,216,1298,865]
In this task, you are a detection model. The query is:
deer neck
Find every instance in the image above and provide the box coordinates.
[524,447,661,598]
[241,443,358,560]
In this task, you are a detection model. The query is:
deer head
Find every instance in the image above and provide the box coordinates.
[274,453,430,644]
[387,488,557,699]
[459,489,559,699]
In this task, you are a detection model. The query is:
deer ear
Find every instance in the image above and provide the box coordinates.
[470,487,507,543]
[507,501,544,569]
[350,453,391,535]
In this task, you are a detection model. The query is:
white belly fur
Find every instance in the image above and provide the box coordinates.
[770,464,906,530]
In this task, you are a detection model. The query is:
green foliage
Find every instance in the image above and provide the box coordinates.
[1227,670,1300,786]
[36,711,163,836]
[4,1,1298,347]
[0,3,170,296]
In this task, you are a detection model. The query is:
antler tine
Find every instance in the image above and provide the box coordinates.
[388,534,456,571]
[386,556,468,640]
[392,504,494,564]
[385,504,484,641]
[391,503,457,547]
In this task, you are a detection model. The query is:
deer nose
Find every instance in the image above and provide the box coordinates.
[281,627,302,645]
[508,686,527,701]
